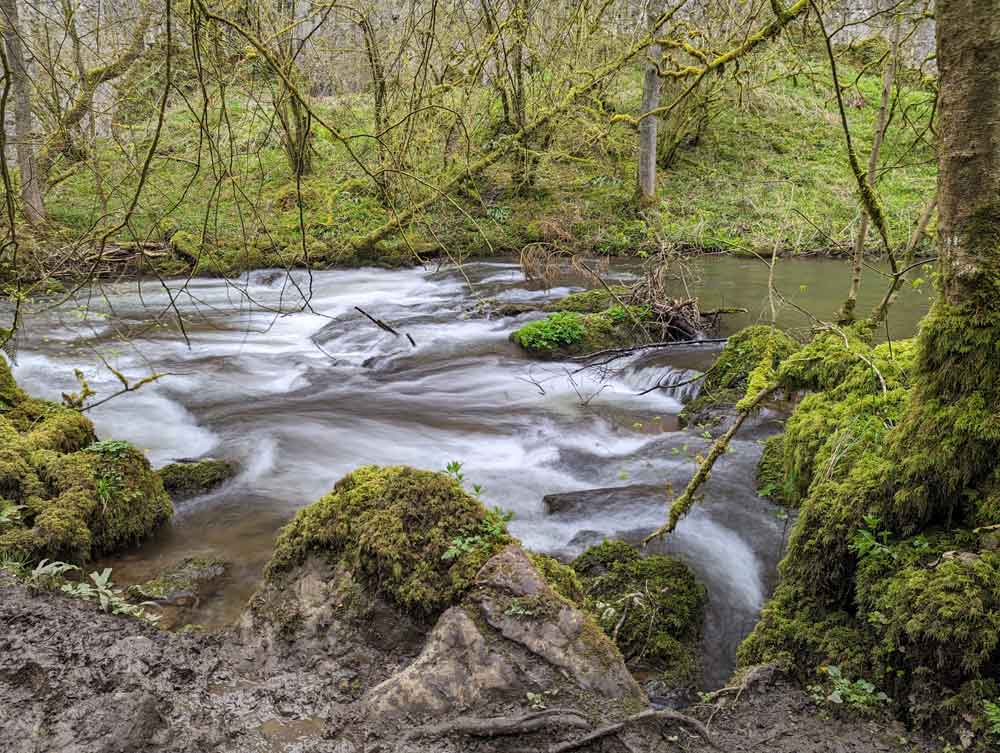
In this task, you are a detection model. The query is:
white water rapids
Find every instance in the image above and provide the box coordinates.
[12,261,794,686]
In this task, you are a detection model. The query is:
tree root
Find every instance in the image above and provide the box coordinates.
[399,708,590,746]
[549,708,717,752]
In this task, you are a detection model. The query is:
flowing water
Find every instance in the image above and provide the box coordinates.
[8,255,931,688]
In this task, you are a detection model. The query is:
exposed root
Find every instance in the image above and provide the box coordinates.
[549,708,717,753]
[399,708,590,747]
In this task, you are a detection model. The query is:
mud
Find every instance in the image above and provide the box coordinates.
[0,573,938,753]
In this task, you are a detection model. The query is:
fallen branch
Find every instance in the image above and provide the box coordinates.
[549,708,717,753]
[569,338,728,365]
[355,306,417,347]
[644,382,778,543]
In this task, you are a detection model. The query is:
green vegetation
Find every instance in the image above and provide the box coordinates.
[158,459,237,501]
[15,45,934,280]
[0,357,172,563]
[729,324,1000,744]
[807,665,890,716]
[266,465,513,618]
[511,306,655,357]
[572,540,707,688]
[680,324,800,425]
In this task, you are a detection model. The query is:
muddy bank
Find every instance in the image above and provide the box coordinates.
[0,572,936,753]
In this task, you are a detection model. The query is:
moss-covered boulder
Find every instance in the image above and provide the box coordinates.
[265,465,513,619]
[127,556,228,603]
[680,325,799,427]
[511,306,653,358]
[0,359,172,563]
[363,544,647,722]
[158,459,237,501]
[245,468,647,722]
[572,540,707,689]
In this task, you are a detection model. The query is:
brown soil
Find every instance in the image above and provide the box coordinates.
[0,573,938,753]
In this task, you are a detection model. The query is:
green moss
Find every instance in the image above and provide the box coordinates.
[756,433,789,505]
[527,552,585,605]
[0,368,172,563]
[158,459,237,501]
[512,312,586,352]
[680,325,799,424]
[572,540,706,687]
[511,307,653,358]
[266,465,512,618]
[0,356,23,408]
[541,287,631,314]
[740,313,1000,737]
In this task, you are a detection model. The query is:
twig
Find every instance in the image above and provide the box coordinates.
[354,305,416,347]
[549,708,717,752]
[401,708,590,745]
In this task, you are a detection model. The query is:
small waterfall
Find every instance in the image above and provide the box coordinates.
[623,364,704,403]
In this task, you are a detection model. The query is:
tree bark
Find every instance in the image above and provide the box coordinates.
[934,0,1000,311]
[636,9,662,207]
[888,0,1000,529]
[0,0,45,225]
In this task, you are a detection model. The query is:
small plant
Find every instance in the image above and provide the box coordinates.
[29,558,80,589]
[808,665,889,715]
[526,691,546,710]
[445,460,465,484]
[486,205,512,224]
[505,597,540,618]
[0,553,28,577]
[85,439,132,457]
[442,506,514,561]
[849,514,893,559]
[984,698,1000,738]
[61,568,159,622]
[0,503,24,528]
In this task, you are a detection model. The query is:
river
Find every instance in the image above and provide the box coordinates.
[9,255,930,688]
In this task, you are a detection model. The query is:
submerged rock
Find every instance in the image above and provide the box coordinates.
[158,459,237,501]
[127,557,229,606]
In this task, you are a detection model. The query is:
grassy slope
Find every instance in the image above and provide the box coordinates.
[46,48,936,274]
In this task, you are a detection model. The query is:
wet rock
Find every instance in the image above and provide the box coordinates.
[364,544,645,723]
[158,458,237,501]
[544,484,666,518]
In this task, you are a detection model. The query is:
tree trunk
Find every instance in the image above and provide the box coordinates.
[0,0,45,225]
[934,1,1000,311]
[889,0,1000,529]
[636,10,662,207]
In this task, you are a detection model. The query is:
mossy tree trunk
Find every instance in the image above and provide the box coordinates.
[888,0,1000,529]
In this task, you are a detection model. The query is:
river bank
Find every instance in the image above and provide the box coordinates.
[0,569,936,753]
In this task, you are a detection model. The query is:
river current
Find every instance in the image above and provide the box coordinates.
[10,256,930,687]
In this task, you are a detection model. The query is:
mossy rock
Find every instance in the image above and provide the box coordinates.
[0,365,172,563]
[680,325,799,426]
[541,286,631,314]
[0,356,24,408]
[127,556,228,603]
[266,465,513,619]
[527,551,585,605]
[740,320,1000,736]
[511,306,653,358]
[158,459,237,501]
[572,540,707,688]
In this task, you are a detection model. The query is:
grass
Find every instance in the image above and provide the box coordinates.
[42,45,937,274]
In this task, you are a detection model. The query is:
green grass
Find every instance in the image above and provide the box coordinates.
[43,48,936,274]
